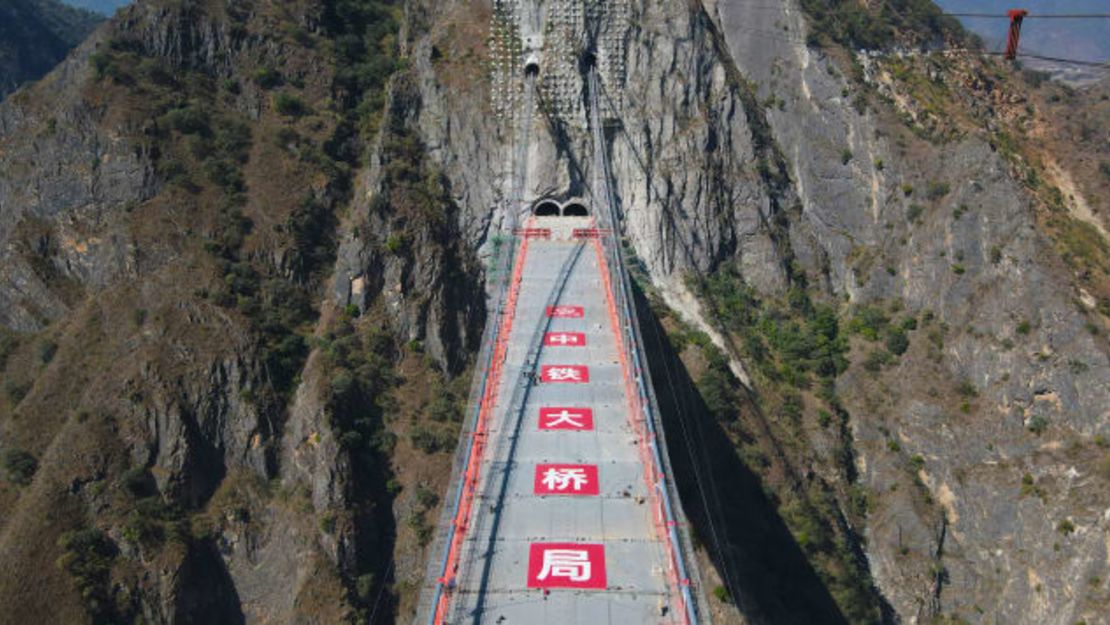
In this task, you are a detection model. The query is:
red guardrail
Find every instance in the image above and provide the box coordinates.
[590,237,691,624]
[572,227,612,238]
[431,232,531,624]
[513,227,552,239]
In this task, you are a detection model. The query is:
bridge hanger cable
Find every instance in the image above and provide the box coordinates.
[588,69,707,625]
[589,69,743,615]
[943,12,1110,19]
[716,9,1110,70]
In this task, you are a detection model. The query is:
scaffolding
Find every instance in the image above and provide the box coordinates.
[490,0,630,123]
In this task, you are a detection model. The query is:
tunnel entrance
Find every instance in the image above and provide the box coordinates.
[524,53,541,77]
[579,50,597,74]
[532,199,590,217]
[533,200,560,216]
[562,202,589,217]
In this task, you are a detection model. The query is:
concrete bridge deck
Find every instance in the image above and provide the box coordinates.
[443,218,683,624]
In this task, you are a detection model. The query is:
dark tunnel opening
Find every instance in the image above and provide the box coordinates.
[533,201,561,216]
[580,50,597,74]
[562,203,589,217]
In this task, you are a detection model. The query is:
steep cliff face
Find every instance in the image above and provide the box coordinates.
[707,2,1110,623]
[0,1,480,623]
[0,0,103,100]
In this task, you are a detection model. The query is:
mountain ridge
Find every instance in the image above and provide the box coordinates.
[0,0,103,100]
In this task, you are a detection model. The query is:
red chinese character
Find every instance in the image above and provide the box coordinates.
[538,407,594,431]
[545,305,584,318]
[543,332,586,347]
[541,365,589,383]
[534,464,599,496]
[527,543,607,589]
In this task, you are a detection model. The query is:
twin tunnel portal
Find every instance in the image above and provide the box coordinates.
[416,4,708,624]
[532,199,591,218]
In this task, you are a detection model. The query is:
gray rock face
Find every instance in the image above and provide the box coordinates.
[0,32,158,331]
[331,58,491,375]
[707,1,1110,623]
[0,3,356,622]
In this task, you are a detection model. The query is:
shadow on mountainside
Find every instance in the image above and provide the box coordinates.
[634,283,850,625]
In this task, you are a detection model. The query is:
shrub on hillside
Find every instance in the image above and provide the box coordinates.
[2,448,38,485]
[56,528,117,618]
[274,93,310,117]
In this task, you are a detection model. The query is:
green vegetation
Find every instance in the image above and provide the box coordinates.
[385,233,408,255]
[885,327,909,355]
[273,93,310,117]
[799,0,963,50]
[0,330,17,369]
[2,448,38,485]
[56,528,118,621]
[1027,415,1049,435]
[906,203,924,223]
[150,94,326,399]
[1056,518,1075,536]
[253,66,283,89]
[407,484,440,546]
[354,573,376,602]
[863,349,892,372]
[690,264,885,623]
[36,339,57,363]
[1098,455,1110,481]
[90,49,129,83]
[325,0,402,141]
[122,495,185,549]
[321,319,398,457]
[1020,473,1044,499]
[68,1,408,620]
[955,379,977,397]
[409,423,455,454]
[1052,216,1110,277]
[845,305,922,372]
[699,267,849,390]
[926,180,951,201]
[4,380,29,403]
[319,512,337,535]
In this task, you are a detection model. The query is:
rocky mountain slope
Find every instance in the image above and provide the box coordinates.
[0,1,1107,624]
[0,0,103,100]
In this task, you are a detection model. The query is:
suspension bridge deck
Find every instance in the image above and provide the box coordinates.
[439,217,684,624]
